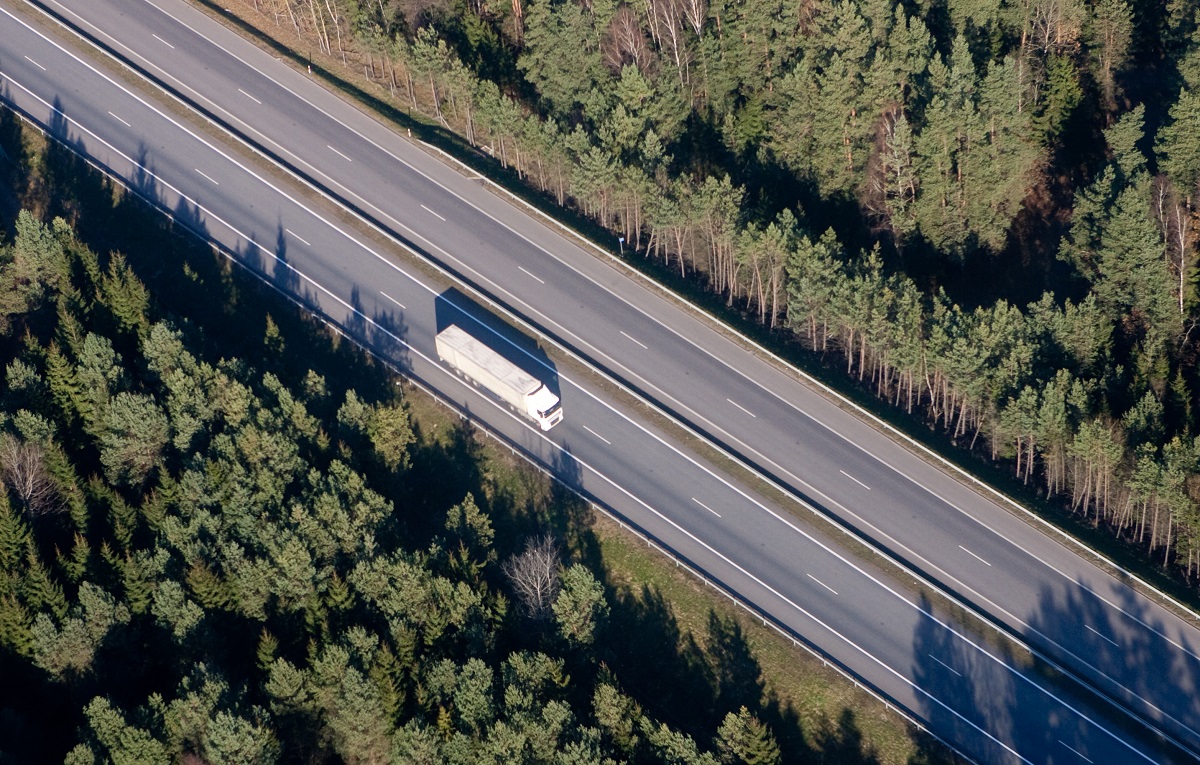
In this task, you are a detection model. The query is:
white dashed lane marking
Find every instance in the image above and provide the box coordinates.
[692,497,721,518]
[727,398,756,418]
[517,266,544,284]
[194,168,219,185]
[807,574,838,596]
[284,228,310,246]
[620,330,647,349]
[928,653,962,677]
[582,425,611,445]
[1086,625,1119,648]
[327,144,352,162]
[379,291,406,310]
[840,470,870,490]
[1059,741,1093,763]
[958,545,991,567]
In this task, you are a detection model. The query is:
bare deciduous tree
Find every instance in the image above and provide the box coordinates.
[680,0,704,35]
[1023,0,1086,55]
[603,6,654,76]
[1152,176,1196,316]
[0,434,61,517]
[503,534,560,620]
[649,0,690,85]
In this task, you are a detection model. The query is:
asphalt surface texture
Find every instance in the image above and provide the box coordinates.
[1,1,1197,761]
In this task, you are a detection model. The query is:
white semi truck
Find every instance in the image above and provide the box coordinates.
[436,324,563,431]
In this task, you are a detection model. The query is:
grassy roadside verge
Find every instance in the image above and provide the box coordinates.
[1,91,956,765]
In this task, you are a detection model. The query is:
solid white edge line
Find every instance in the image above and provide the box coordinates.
[0,35,1155,763]
[7,4,1171,762]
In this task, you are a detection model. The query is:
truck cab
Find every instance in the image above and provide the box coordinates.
[529,385,563,430]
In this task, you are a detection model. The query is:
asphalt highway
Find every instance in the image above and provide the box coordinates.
[0,2,1194,761]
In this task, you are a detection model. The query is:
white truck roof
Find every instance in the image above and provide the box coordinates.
[436,324,541,395]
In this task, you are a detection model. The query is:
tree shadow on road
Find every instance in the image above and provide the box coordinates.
[15,104,404,409]
[1022,574,1200,763]
[906,586,1190,765]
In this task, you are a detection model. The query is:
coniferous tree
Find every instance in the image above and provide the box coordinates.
[714,706,782,765]
[1156,89,1200,205]
[552,563,609,648]
[1087,0,1133,115]
[99,392,169,488]
[0,492,31,569]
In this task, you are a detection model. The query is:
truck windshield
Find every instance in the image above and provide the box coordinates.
[539,403,561,418]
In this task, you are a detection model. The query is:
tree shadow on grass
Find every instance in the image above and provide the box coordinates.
[600,580,952,764]
[401,417,487,545]
[809,709,882,765]
[603,583,718,735]
[707,613,766,715]
[0,107,30,227]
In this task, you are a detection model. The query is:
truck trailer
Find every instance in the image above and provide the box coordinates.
[435,324,563,431]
